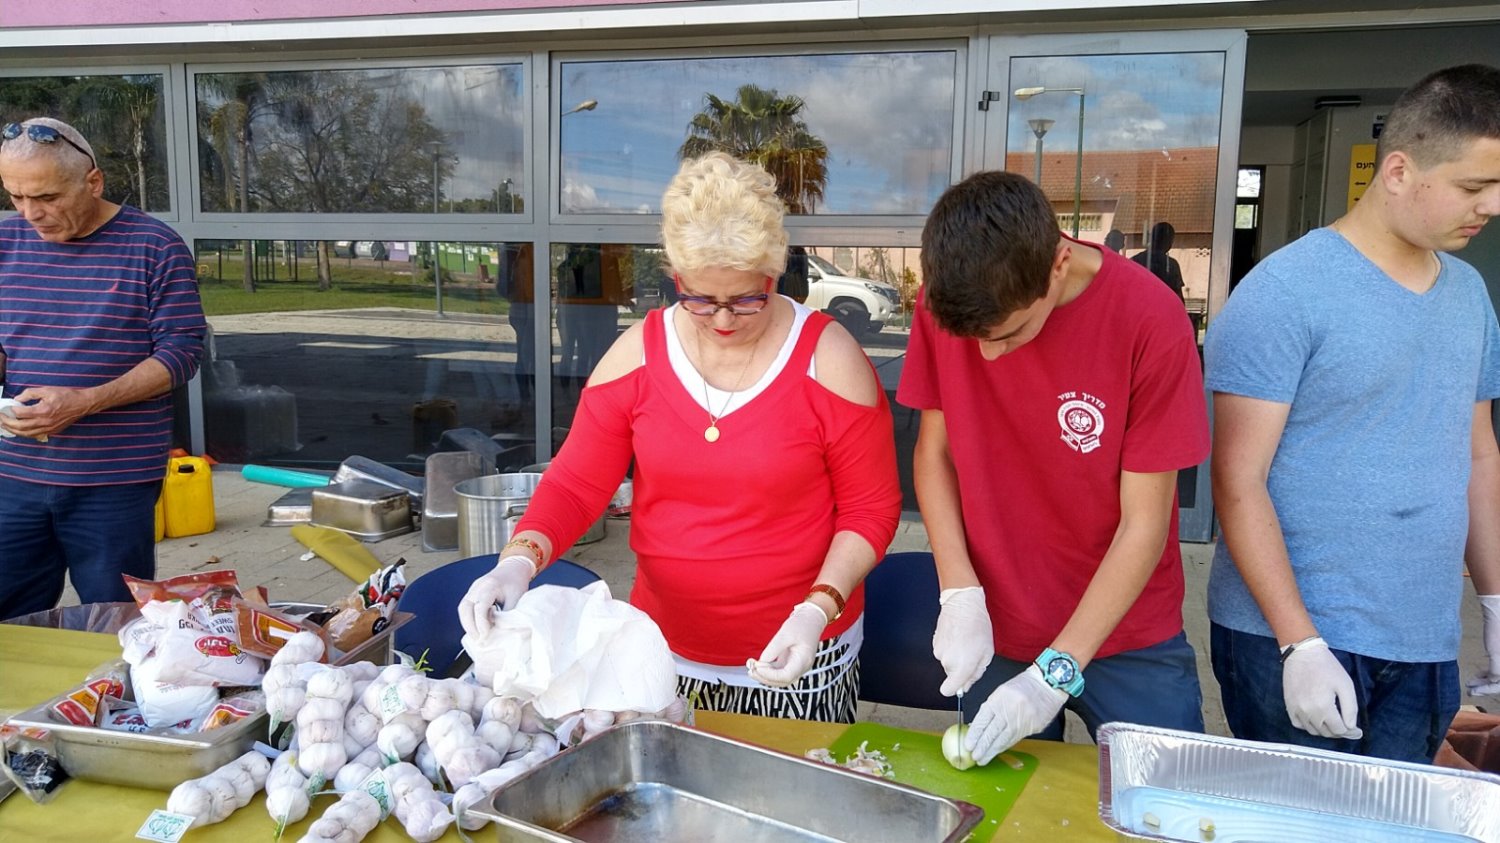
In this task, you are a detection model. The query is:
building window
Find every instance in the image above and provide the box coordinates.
[558,48,957,215]
[1235,165,1263,229]
[193,64,526,214]
[0,73,170,211]
[195,239,538,467]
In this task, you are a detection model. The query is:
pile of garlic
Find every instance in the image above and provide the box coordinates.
[155,584,688,840]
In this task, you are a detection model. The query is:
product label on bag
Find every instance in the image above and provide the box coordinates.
[136,810,194,842]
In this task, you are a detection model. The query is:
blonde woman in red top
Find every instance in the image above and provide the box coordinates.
[458,152,901,722]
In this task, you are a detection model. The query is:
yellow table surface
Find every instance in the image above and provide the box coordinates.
[0,627,1114,841]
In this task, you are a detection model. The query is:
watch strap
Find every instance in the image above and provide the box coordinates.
[1034,647,1085,697]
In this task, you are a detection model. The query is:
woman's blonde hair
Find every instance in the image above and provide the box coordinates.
[660,152,788,277]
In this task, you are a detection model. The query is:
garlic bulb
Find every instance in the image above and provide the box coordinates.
[266,750,312,827]
[166,751,271,827]
[270,631,325,667]
[298,788,382,843]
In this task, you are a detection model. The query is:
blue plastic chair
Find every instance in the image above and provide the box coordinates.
[857,550,952,710]
[393,554,601,676]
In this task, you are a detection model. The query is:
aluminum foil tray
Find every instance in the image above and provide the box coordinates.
[5,691,266,791]
[466,720,982,842]
[1098,722,1500,842]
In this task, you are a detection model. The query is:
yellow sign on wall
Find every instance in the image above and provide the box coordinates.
[1348,144,1377,210]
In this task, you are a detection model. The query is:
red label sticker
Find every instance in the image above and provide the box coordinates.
[194,635,242,658]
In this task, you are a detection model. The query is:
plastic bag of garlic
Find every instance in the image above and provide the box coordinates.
[460,582,678,720]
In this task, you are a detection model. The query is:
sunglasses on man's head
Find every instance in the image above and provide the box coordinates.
[1,122,97,170]
[673,274,774,316]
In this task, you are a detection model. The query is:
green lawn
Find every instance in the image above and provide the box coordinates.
[196,252,510,317]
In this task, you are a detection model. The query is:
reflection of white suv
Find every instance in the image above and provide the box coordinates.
[802,255,901,337]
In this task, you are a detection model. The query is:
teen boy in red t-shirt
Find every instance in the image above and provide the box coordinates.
[897,171,1210,765]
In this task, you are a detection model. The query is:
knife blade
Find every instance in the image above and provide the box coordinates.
[956,690,964,730]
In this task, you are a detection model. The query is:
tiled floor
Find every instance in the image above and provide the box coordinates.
[78,467,1493,738]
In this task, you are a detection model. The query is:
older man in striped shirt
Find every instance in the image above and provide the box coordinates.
[0,117,205,621]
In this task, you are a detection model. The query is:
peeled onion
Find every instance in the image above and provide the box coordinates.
[941,723,976,771]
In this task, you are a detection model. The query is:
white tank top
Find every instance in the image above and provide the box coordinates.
[661,297,817,417]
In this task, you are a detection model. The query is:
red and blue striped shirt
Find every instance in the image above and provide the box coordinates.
[0,206,205,486]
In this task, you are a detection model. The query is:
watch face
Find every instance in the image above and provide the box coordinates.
[1045,656,1077,686]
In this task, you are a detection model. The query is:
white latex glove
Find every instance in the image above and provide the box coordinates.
[456,555,535,637]
[932,586,994,697]
[1469,595,1500,696]
[746,603,828,688]
[965,664,1067,766]
[1282,637,1363,740]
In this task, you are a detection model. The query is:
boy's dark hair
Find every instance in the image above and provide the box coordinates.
[1377,64,1500,168]
[920,170,1059,337]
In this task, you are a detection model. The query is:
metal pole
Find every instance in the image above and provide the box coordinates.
[432,152,439,214]
[1072,93,1085,238]
[433,241,444,317]
[1034,135,1044,186]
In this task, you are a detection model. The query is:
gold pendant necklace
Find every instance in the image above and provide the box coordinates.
[694,315,764,444]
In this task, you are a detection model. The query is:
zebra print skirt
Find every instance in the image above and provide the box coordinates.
[676,638,860,724]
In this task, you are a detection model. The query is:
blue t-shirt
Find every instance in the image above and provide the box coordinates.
[1205,228,1500,662]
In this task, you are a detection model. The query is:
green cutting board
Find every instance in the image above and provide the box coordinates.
[828,722,1038,842]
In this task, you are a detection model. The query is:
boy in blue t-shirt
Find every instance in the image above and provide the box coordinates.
[1205,64,1500,763]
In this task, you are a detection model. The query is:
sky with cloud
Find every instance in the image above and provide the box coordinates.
[558,50,958,214]
[1005,52,1225,153]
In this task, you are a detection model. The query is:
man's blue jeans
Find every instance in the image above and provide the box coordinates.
[964,632,1205,742]
[0,475,160,621]
[1210,622,1458,764]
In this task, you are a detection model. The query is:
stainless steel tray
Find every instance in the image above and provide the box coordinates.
[466,720,982,842]
[422,450,493,551]
[310,477,413,541]
[331,455,425,509]
[263,486,314,526]
[270,602,415,666]
[1098,722,1500,842]
[5,691,267,791]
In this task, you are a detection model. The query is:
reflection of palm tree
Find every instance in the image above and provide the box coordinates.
[679,84,828,214]
[71,76,159,209]
[199,72,277,292]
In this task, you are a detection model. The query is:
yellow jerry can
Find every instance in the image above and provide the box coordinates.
[163,455,216,538]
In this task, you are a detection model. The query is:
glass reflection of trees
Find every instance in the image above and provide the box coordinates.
[196,70,451,216]
[680,84,828,214]
[0,74,168,211]
[560,50,955,215]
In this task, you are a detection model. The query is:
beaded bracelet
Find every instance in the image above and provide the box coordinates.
[502,537,546,574]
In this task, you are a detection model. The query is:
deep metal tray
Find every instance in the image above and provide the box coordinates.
[331,455,425,509]
[310,477,413,541]
[423,450,493,551]
[263,486,314,526]
[466,720,982,842]
[5,692,266,791]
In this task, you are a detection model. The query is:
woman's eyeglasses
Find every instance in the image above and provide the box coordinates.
[1,123,97,171]
[674,274,774,316]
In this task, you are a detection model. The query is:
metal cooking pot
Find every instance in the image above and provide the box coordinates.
[454,472,542,558]
[520,462,607,545]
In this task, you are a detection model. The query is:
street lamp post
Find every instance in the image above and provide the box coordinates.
[427,140,442,214]
[1015,86,1085,237]
[426,140,444,317]
[1027,118,1055,187]
[1147,148,1172,250]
